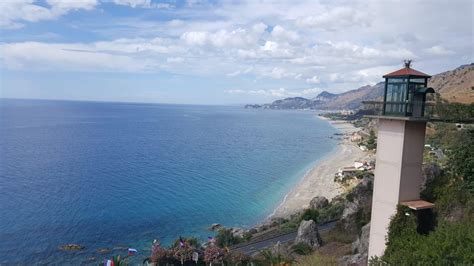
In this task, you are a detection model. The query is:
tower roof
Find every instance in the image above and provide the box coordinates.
[383,67,431,78]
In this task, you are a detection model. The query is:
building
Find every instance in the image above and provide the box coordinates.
[365,61,436,258]
[351,132,363,142]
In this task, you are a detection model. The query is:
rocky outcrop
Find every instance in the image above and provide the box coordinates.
[309,196,329,210]
[352,223,370,255]
[295,220,322,249]
[58,244,85,251]
[341,223,370,266]
[338,177,373,238]
[209,223,221,231]
[231,227,245,238]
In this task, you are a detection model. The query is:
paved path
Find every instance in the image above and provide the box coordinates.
[231,221,337,255]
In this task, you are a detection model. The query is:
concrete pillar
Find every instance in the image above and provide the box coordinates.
[368,119,426,259]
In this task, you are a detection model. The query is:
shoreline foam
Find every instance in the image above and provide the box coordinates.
[269,116,367,219]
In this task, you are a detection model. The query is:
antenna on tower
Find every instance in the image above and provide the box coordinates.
[404,59,412,68]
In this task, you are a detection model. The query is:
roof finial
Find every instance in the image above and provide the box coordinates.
[404,59,412,68]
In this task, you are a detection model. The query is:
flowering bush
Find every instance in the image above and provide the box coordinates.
[172,240,196,265]
[150,242,173,264]
[204,245,225,265]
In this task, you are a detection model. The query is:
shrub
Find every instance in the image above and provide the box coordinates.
[150,242,174,264]
[215,228,241,247]
[291,242,313,255]
[301,209,319,222]
[203,246,225,265]
[171,237,199,249]
[259,246,295,265]
[224,251,250,265]
[296,253,338,265]
[375,205,474,265]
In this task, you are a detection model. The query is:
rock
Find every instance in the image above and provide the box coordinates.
[352,223,370,254]
[248,228,258,235]
[270,241,293,259]
[295,220,322,249]
[58,244,85,251]
[209,223,221,231]
[113,246,128,251]
[97,248,111,254]
[340,253,367,266]
[309,196,329,210]
[343,223,371,266]
[231,228,245,238]
[339,177,373,237]
[256,224,268,232]
[342,201,359,219]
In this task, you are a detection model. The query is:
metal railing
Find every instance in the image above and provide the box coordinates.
[362,101,474,123]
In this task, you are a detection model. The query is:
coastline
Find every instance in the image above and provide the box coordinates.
[270,116,367,219]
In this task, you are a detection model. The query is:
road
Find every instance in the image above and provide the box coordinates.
[231,220,338,255]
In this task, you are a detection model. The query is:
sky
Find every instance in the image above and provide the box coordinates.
[0,0,473,104]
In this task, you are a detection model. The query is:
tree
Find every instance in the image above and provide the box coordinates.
[365,129,377,150]
[448,129,474,188]
[215,229,240,247]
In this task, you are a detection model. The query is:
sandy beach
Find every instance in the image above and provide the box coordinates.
[271,116,368,218]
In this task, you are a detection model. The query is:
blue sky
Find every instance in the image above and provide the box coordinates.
[0,0,472,104]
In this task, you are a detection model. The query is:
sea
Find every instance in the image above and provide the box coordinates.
[0,99,338,264]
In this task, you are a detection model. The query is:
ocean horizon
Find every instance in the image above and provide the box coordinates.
[0,98,338,264]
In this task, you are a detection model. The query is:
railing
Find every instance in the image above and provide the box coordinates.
[361,101,424,117]
[362,101,474,123]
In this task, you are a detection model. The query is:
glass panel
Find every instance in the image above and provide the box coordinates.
[387,78,407,83]
[385,82,407,115]
[409,78,426,83]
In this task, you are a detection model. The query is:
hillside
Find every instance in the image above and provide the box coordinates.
[245,64,473,110]
[429,63,474,104]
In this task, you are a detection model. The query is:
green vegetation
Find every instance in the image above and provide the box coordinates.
[170,236,199,249]
[370,206,474,265]
[301,209,319,222]
[258,247,295,265]
[371,127,474,265]
[364,129,377,150]
[431,95,474,121]
[296,253,338,266]
[291,243,313,255]
[215,228,242,247]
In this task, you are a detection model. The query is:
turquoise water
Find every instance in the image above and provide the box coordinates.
[0,99,338,264]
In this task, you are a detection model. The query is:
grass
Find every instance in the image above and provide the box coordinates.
[296,253,338,266]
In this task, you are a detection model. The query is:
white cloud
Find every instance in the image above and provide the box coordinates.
[306,76,320,84]
[1,0,472,99]
[1,42,155,72]
[226,87,321,98]
[0,0,98,28]
[47,0,98,11]
[180,28,260,48]
[226,88,289,98]
[113,0,173,9]
[271,25,299,42]
[424,45,455,56]
[295,7,370,30]
[166,57,184,63]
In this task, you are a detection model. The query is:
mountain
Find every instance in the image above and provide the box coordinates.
[429,63,474,104]
[245,64,473,110]
[245,97,316,109]
[313,91,337,102]
[317,83,384,110]
[244,84,384,110]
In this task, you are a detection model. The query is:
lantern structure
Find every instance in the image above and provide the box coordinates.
[367,61,435,258]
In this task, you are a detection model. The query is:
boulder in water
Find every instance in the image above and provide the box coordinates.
[59,244,85,251]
